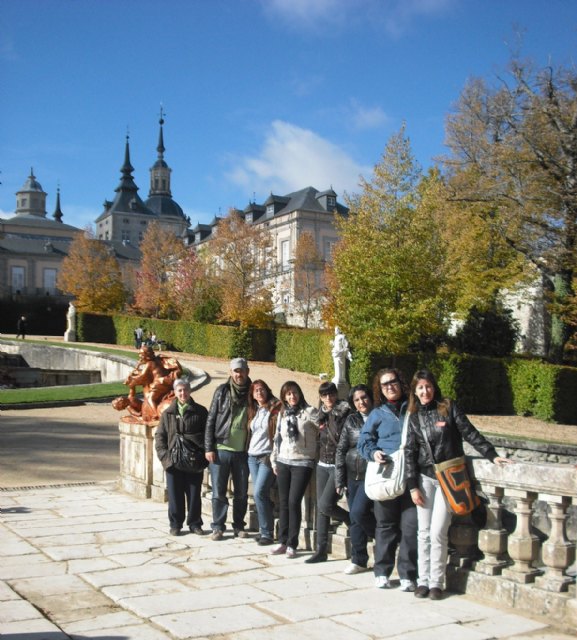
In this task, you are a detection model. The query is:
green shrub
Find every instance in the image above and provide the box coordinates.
[276,328,332,376]
[451,305,519,357]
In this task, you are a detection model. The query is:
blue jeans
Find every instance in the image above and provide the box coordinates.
[248,454,275,539]
[209,450,249,532]
[347,478,376,567]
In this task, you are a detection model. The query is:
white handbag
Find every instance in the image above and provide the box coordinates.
[364,414,408,501]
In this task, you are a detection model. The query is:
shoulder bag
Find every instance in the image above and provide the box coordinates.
[417,413,480,516]
[170,416,209,474]
[364,413,408,501]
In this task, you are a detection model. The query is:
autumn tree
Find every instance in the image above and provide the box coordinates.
[204,209,273,327]
[443,57,577,361]
[290,231,326,328]
[167,246,222,322]
[57,229,126,312]
[421,170,528,317]
[133,221,187,319]
[326,127,450,353]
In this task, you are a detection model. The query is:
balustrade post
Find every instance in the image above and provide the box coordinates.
[535,495,575,592]
[475,485,509,575]
[502,489,541,583]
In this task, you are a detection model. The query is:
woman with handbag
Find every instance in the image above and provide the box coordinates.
[154,378,208,536]
[358,368,418,591]
[305,381,351,564]
[247,380,281,546]
[335,384,376,574]
[405,369,513,601]
[270,381,319,559]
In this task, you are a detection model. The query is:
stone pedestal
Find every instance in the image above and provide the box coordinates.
[118,418,159,500]
[64,329,76,342]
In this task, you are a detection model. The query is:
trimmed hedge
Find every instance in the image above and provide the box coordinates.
[75,315,577,423]
[77,313,275,361]
[275,328,333,376]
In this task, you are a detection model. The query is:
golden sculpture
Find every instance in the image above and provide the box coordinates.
[113,345,183,422]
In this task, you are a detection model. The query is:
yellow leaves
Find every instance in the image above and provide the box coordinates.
[57,233,126,313]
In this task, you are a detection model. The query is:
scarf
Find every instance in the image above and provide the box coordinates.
[284,405,299,442]
[230,378,249,407]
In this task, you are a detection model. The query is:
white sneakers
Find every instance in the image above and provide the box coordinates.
[375,575,390,589]
[269,543,297,558]
[400,579,416,592]
[344,563,369,575]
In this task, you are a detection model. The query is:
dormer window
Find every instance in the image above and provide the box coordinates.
[267,204,274,215]
[327,196,336,209]
[246,213,253,224]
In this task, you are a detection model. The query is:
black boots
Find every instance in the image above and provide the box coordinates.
[305,547,328,564]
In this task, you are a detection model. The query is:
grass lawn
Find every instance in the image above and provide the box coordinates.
[0,339,136,405]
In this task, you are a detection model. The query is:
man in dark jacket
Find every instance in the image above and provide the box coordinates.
[204,357,251,540]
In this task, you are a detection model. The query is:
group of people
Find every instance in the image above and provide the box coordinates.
[155,358,512,601]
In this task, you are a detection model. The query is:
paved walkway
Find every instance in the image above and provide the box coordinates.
[1,481,574,640]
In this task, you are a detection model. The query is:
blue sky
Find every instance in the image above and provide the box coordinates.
[1,0,576,230]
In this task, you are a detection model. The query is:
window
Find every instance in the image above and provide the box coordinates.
[123,218,129,224]
[282,292,290,306]
[281,240,290,271]
[122,230,130,242]
[324,239,336,263]
[11,266,25,292]
[327,195,336,208]
[267,204,274,216]
[43,268,58,295]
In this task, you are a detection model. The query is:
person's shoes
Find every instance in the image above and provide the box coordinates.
[189,527,204,535]
[257,537,274,546]
[375,575,390,589]
[344,563,369,575]
[414,585,430,598]
[169,528,181,536]
[285,546,297,559]
[429,588,443,600]
[305,550,327,564]
[210,530,224,541]
[233,528,249,539]
[269,543,287,555]
[400,579,416,592]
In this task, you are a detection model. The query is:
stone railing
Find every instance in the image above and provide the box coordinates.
[447,458,576,628]
[118,423,576,631]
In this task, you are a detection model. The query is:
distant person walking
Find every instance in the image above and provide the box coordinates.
[16,316,27,340]
[134,326,144,349]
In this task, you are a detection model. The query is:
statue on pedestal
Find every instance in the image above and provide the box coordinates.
[112,345,184,423]
[331,326,352,398]
[64,302,76,342]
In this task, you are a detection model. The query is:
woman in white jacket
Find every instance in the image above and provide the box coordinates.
[270,381,319,558]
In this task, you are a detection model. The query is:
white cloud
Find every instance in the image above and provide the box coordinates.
[349,100,390,131]
[63,205,101,230]
[261,0,454,36]
[227,120,370,198]
[0,209,12,219]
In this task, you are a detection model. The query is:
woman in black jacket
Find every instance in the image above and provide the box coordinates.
[155,378,208,536]
[335,384,376,574]
[305,381,351,563]
[406,369,512,601]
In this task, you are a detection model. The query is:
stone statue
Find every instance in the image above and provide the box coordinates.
[64,302,77,342]
[331,326,352,396]
[113,345,183,423]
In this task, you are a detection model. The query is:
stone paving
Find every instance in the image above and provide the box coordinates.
[1,481,574,640]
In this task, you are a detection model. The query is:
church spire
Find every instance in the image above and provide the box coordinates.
[116,133,138,195]
[53,186,63,222]
[149,106,172,197]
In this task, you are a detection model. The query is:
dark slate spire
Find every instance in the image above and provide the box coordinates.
[53,186,63,222]
[116,134,138,195]
[148,106,172,198]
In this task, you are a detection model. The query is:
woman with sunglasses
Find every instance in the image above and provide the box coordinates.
[358,368,418,591]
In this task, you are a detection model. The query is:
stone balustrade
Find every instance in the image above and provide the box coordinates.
[118,420,576,631]
[447,458,576,626]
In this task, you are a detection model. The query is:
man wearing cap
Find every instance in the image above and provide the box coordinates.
[204,357,252,540]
